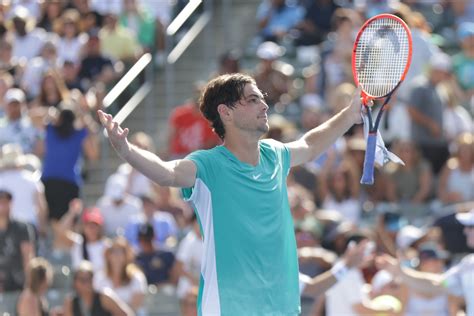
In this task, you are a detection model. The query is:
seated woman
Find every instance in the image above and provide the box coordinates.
[17,257,53,316]
[438,132,474,205]
[385,139,433,204]
[94,237,147,313]
[63,260,133,316]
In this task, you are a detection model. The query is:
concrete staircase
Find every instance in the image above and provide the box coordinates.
[82,0,261,205]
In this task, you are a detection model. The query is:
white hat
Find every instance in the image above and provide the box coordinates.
[256,41,285,60]
[0,144,26,169]
[456,210,474,226]
[104,173,127,200]
[371,270,393,293]
[396,225,426,250]
[429,53,452,72]
[5,88,26,104]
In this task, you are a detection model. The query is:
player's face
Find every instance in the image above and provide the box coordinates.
[231,83,269,136]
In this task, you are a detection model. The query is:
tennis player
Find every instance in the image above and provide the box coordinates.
[98,73,363,315]
[377,209,474,316]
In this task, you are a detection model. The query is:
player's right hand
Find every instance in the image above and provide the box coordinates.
[97,110,131,157]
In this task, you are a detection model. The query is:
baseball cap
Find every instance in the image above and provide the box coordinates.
[458,22,474,41]
[82,207,104,225]
[456,209,474,226]
[5,88,26,104]
[418,242,449,261]
[396,225,426,250]
[256,41,285,60]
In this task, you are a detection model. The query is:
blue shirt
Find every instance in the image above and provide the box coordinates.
[42,124,87,185]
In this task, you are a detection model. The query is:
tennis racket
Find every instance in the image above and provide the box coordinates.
[352,14,412,185]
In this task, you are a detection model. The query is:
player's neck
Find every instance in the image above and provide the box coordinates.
[223,133,260,166]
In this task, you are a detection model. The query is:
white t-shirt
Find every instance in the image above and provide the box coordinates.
[325,269,368,316]
[93,269,147,307]
[57,34,87,64]
[0,169,42,225]
[444,254,474,316]
[176,229,202,298]
[12,29,48,61]
[323,197,361,224]
[96,195,142,237]
[70,235,107,272]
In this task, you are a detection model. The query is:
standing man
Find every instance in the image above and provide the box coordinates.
[377,209,474,316]
[99,73,362,315]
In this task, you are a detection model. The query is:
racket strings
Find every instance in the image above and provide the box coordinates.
[355,17,410,97]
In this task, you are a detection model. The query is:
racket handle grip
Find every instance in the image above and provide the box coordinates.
[361,133,377,185]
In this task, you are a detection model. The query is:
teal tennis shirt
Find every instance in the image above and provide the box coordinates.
[182,139,300,316]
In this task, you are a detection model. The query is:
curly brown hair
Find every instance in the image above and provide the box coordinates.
[199,73,255,139]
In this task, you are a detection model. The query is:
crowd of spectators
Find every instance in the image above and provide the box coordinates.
[0,0,472,316]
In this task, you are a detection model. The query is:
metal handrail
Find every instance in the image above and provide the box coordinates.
[166,0,202,36]
[102,53,152,109]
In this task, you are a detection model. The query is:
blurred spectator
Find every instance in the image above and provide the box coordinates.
[167,82,221,158]
[385,140,433,204]
[61,60,83,92]
[0,72,14,117]
[325,232,383,316]
[78,28,116,89]
[97,173,142,237]
[135,223,178,287]
[55,202,108,272]
[319,9,360,100]
[41,105,99,221]
[20,40,60,99]
[9,6,48,61]
[404,242,459,316]
[0,189,35,292]
[54,9,88,65]
[89,0,122,16]
[99,13,141,63]
[0,40,21,79]
[124,192,178,251]
[453,22,474,101]
[138,0,173,67]
[377,211,405,257]
[319,163,360,224]
[63,260,134,316]
[215,49,242,76]
[32,70,70,109]
[294,0,340,46]
[450,0,474,27]
[442,85,472,143]
[0,143,48,234]
[94,237,147,313]
[16,257,53,316]
[256,0,304,43]
[11,0,42,20]
[253,41,294,107]
[175,214,202,299]
[0,88,43,155]
[392,3,440,102]
[119,0,156,53]
[367,269,406,314]
[37,0,64,33]
[437,132,474,205]
[406,52,452,175]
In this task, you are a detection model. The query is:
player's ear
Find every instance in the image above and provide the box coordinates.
[217,103,232,122]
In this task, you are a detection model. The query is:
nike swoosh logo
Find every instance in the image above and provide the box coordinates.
[252,174,261,180]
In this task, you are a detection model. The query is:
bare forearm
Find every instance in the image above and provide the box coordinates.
[290,105,356,166]
[302,270,338,297]
[400,267,447,295]
[121,145,174,186]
